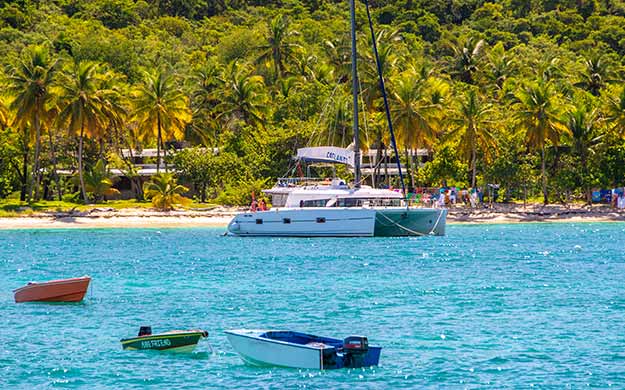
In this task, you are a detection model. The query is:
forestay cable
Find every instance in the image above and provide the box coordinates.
[364,0,407,201]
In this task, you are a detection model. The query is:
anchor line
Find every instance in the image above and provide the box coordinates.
[429,208,445,235]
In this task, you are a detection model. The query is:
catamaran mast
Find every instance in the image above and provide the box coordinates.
[350,0,361,188]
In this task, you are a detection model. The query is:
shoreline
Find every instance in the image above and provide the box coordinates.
[0,205,624,229]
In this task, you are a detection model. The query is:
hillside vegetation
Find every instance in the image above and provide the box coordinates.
[0,0,624,205]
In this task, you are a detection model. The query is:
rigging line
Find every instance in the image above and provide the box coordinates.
[358,150,386,183]
[364,0,407,203]
[309,82,341,147]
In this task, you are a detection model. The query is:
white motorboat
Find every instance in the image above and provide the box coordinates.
[225,329,381,369]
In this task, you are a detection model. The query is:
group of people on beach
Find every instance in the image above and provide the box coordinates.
[407,186,490,208]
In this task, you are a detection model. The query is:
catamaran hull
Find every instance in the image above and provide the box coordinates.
[227,207,446,237]
[374,208,447,236]
[227,208,377,237]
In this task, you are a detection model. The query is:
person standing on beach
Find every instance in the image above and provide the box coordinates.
[470,188,477,208]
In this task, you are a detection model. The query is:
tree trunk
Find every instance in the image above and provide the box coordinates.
[541,145,548,205]
[48,129,63,201]
[471,146,477,188]
[580,151,591,205]
[78,122,89,204]
[157,112,162,174]
[21,143,29,202]
[32,110,41,201]
[99,137,105,160]
[121,139,143,200]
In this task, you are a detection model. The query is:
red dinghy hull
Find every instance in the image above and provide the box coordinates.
[14,276,91,303]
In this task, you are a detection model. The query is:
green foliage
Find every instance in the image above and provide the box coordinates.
[0,0,623,207]
[417,143,468,187]
[71,159,120,203]
[143,172,191,210]
[173,147,246,202]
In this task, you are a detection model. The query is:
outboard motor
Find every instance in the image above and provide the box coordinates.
[342,336,369,368]
[138,326,152,337]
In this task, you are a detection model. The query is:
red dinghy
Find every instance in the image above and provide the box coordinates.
[14,276,91,303]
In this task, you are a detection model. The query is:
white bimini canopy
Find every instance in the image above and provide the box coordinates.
[296,147,355,167]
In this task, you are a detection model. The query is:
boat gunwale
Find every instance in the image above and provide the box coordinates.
[225,330,341,351]
[120,331,205,344]
[13,276,91,293]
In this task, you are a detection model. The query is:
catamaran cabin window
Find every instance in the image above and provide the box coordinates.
[316,217,326,223]
[302,199,330,207]
[256,219,263,224]
[336,198,364,207]
[271,194,288,207]
[283,218,291,224]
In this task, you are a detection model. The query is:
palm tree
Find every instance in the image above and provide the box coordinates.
[189,62,222,145]
[324,38,351,83]
[216,63,267,129]
[566,103,602,204]
[56,61,108,203]
[485,42,516,94]
[7,45,58,201]
[255,14,301,81]
[360,29,399,112]
[450,38,485,85]
[388,69,446,188]
[514,80,570,204]
[605,87,625,138]
[132,70,191,173]
[143,172,191,211]
[97,71,127,158]
[72,159,120,203]
[574,55,618,96]
[448,88,497,187]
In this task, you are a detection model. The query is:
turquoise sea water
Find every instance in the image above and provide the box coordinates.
[1,223,625,389]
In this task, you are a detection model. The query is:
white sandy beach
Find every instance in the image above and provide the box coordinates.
[0,204,623,229]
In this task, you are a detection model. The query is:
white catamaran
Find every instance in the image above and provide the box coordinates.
[226,0,447,237]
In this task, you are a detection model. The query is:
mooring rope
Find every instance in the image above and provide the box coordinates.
[429,208,445,235]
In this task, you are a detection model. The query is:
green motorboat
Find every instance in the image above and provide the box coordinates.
[121,326,208,353]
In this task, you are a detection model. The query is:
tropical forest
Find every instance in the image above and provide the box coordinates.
[0,0,625,209]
